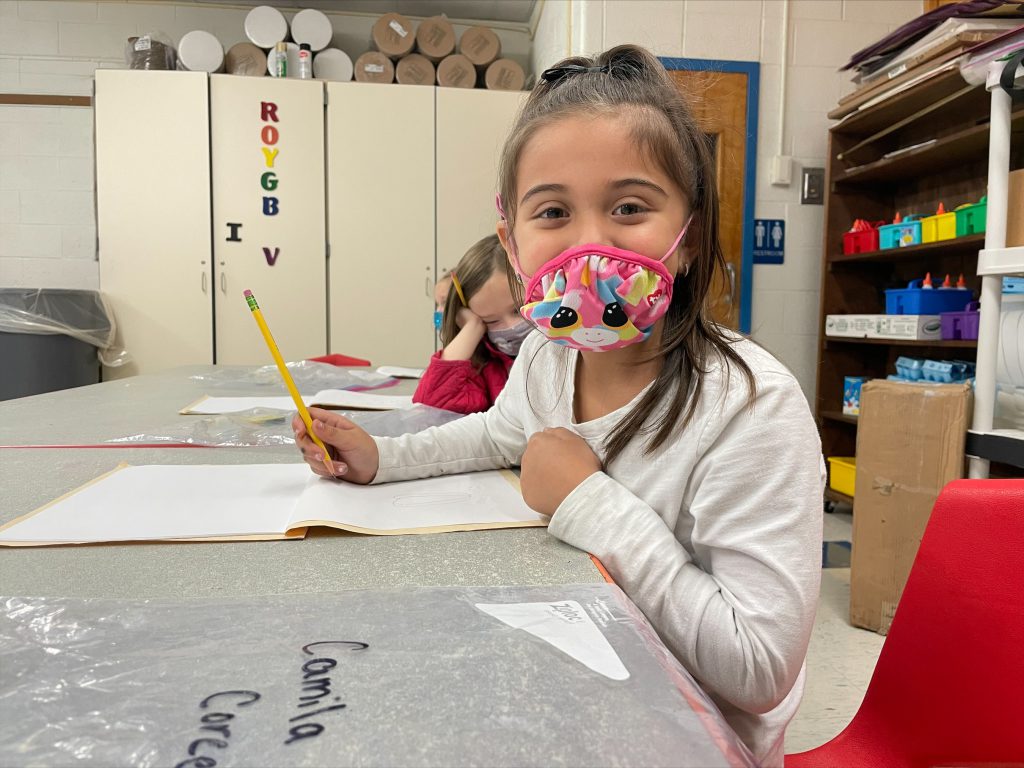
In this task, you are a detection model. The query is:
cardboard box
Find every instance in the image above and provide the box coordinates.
[825,314,942,340]
[1008,168,1024,247]
[850,380,971,634]
[874,314,942,341]
[825,314,878,338]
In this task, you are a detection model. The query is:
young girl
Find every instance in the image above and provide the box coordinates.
[415,234,532,414]
[295,45,824,766]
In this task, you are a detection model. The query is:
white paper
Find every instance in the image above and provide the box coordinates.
[183,389,414,414]
[476,601,630,681]
[0,464,308,544]
[375,365,425,379]
[291,471,546,532]
[0,467,545,545]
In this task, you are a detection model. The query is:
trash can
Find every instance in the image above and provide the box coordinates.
[0,289,119,400]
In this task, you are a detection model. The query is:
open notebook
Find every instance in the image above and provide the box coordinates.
[181,389,415,414]
[0,464,547,547]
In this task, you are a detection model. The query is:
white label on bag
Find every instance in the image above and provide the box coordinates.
[365,63,384,73]
[134,36,151,51]
[389,20,408,38]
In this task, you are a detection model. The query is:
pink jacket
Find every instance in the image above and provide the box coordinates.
[412,342,514,414]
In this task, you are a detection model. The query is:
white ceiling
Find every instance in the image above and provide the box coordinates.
[193,0,538,25]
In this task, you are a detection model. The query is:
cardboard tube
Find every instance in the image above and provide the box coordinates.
[396,53,436,86]
[354,51,395,84]
[371,12,415,58]
[437,54,476,89]
[458,26,501,69]
[415,16,455,62]
[485,58,525,91]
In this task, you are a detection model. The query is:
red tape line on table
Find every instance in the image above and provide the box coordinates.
[0,443,217,449]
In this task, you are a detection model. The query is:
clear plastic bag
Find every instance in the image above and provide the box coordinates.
[0,288,128,367]
[124,31,177,70]
[0,586,754,767]
[106,405,465,447]
[189,361,397,392]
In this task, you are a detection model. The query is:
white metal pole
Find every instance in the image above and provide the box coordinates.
[968,63,1011,479]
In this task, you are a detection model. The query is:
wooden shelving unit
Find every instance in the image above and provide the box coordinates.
[816,68,1024,498]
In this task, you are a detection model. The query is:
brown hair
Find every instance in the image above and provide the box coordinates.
[440,234,509,370]
[498,44,755,465]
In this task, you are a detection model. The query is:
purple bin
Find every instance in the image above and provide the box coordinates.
[940,301,980,340]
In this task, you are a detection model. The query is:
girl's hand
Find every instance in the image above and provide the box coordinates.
[442,308,487,361]
[520,428,602,516]
[292,407,379,484]
[455,306,484,332]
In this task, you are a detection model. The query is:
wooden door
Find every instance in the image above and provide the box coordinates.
[666,68,751,329]
[435,88,527,286]
[211,76,327,365]
[326,83,435,367]
[95,70,213,378]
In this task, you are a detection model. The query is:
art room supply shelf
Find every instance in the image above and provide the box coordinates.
[816,57,1024,503]
[977,245,1024,275]
[828,233,985,264]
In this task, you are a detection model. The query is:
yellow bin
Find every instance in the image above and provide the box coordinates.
[827,456,856,497]
[921,207,956,243]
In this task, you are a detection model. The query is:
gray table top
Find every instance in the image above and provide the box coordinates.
[0,367,602,598]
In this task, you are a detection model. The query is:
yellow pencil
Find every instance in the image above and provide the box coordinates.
[244,289,335,474]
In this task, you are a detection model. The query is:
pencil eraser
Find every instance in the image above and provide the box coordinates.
[243,289,253,298]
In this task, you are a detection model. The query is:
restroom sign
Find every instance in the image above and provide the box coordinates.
[753,218,784,264]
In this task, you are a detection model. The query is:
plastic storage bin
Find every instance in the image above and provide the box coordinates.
[827,456,856,497]
[884,279,973,314]
[921,205,957,243]
[940,301,980,340]
[954,197,987,237]
[0,289,114,400]
[842,220,885,254]
[879,215,922,249]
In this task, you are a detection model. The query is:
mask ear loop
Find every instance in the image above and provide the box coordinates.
[661,214,694,277]
[496,193,528,281]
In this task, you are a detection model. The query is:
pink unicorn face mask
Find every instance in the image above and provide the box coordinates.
[502,209,690,351]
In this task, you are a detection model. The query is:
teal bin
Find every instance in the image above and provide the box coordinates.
[879,215,922,249]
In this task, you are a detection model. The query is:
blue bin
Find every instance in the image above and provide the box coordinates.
[884,280,973,314]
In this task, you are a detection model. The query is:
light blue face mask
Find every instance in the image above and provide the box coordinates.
[433,310,443,331]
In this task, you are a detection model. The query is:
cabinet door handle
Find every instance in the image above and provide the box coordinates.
[425,275,431,297]
[201,272,207,294]
[220,272,227,294]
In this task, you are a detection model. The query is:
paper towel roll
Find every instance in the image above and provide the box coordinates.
[245,5,288,49]
[291,8,333,52]
[178,30,224,73]
[314,48,353,82]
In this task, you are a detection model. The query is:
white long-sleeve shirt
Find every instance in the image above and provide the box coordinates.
[373,330,825,765]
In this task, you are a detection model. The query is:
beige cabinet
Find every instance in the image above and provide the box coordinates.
[436,88,526,276]
[326,83,435,368]
[96,70,213,379]
[211,75,327,365]
[327,84,526,367]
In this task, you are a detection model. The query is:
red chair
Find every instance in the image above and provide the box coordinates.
[786,479,1024,768]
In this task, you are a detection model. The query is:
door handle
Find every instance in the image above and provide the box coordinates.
[425,275,431,297]
[202,272,207,294]
[220,272,227,294]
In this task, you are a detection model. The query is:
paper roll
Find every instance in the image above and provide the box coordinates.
[354,51,394,84]
[178,30,224,73]
[291,8,333,52]
[371,12,415,58]
[244,5,288,49]
[396,53,435,86]
[225,42,267,76]
[436,54,476,89]
[415,16,455,62]
[485,58,525,91]
[458,26,501,68]
[313,48,353,82]
[267,41,300,78]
